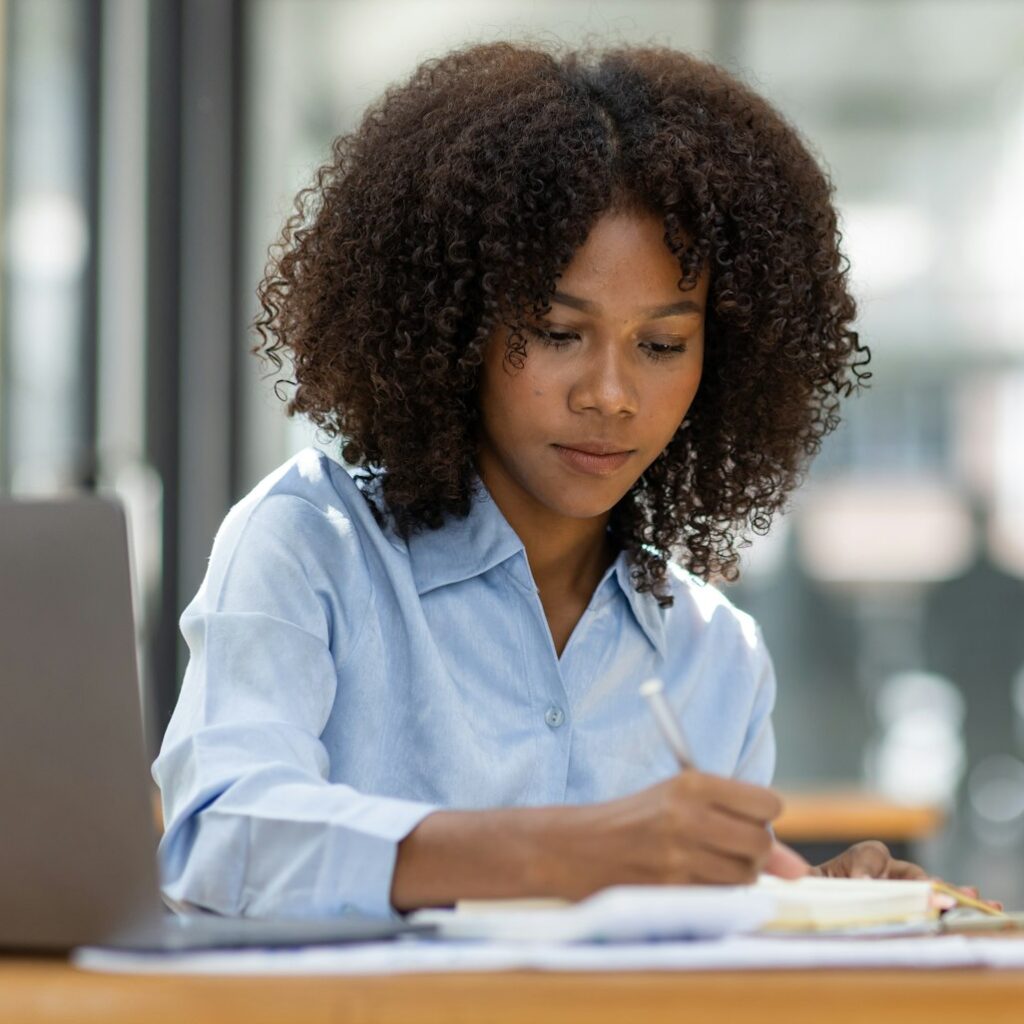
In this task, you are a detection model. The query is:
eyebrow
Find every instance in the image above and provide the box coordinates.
[550,290,702,318]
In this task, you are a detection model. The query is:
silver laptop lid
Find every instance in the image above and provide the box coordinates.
[0,497,163,949]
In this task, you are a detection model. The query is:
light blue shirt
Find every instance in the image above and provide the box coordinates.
[154,448,777,919]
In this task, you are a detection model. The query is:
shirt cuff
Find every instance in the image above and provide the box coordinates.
[323,795,439,919]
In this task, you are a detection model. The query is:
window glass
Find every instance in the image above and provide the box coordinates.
[1,0,94,494]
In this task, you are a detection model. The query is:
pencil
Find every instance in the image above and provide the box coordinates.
[639,678,695,770]
[931,880,1008,918]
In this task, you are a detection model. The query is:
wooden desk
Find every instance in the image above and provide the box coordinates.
[3,956,1024,1024]
[776,791,944,844]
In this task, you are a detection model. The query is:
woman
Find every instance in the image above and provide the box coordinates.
[154,42,930,919]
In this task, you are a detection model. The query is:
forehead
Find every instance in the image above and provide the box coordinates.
[555,210,706,306]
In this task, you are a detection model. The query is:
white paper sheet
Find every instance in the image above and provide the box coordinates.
[413,885,777,942]
[967,940,1024,970]
[72,934,1024,976]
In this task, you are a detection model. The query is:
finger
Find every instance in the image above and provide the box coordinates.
[843,839,892,880]
[815,835,888,876]
[689,774,784,825]
[690,806,774,864]
[681,845,760,886]
[764,840,812,880]
[883,858,929,881]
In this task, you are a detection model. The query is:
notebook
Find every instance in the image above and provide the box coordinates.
[411,877,938,943]
[755,876,936,932]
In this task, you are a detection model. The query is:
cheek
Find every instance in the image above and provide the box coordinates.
[481,357,559,437]
[647,367,702,432]
[500,357,559,406]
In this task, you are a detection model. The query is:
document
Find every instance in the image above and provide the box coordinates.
[412,877,938,942]
[413,884,777,942]
[71,878,1024,976]
[72,934,1024,976]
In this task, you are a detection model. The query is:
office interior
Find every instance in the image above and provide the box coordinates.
[1,0,1023,906]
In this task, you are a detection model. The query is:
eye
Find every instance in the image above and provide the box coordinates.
[641,339,688,360]
[526,325,580,349]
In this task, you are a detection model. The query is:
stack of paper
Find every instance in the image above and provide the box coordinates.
[412,876,937,943]
[413,885,776,943]
[77,933,1024,976]
[756,876,936,932]
[71,879,1024,976]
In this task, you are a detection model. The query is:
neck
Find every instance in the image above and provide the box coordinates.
[525,511,615,597]
[477,464,615,601]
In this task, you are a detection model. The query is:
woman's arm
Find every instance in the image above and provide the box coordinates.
[155,491,439,920]
[391,770,797,910]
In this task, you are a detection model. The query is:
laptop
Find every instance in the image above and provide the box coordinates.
[0,496,432,952]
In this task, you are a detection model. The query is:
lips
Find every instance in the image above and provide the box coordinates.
[552,443,635,477]
[559,442,633,456]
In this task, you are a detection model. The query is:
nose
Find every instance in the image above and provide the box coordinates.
[567,343,638,418]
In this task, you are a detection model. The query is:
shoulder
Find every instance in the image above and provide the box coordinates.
[224,447,381,531]
[661,559,765,661]
[182,448,401,647]
[203,448,392,594]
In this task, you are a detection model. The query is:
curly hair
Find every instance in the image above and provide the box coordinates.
[254,41,869,606]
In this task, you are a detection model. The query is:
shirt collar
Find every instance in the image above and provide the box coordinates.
[405,478,525,595]
[613,552,668,659]
[404,476,667,658]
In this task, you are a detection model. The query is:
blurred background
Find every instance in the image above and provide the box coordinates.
[1,0,1022,901]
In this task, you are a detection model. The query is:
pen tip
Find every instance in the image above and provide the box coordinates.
[639,678,664,697]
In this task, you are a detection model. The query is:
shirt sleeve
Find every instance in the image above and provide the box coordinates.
[730,623,778,787]
[152,494,438,920]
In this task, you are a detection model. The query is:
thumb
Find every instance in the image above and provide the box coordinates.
[764,840,811,879]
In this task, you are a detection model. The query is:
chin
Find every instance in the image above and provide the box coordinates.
[536,476,633,521]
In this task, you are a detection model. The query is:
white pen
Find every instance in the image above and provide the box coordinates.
[639,677,696,771]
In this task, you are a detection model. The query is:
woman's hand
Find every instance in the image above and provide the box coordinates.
[541,772,808,900]
[810,840,1003,911]
[392,774,811,910]
[811,840,929,880]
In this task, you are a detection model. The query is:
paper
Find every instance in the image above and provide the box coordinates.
[413,884,777,943]
[72,933,1024,976]
[73,937,529,976]
[755,876,935,931]
[412,877,938,943]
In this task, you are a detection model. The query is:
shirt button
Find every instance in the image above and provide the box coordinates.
[544,705,565,728]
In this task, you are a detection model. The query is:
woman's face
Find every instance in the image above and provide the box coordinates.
[477,209,708,523]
